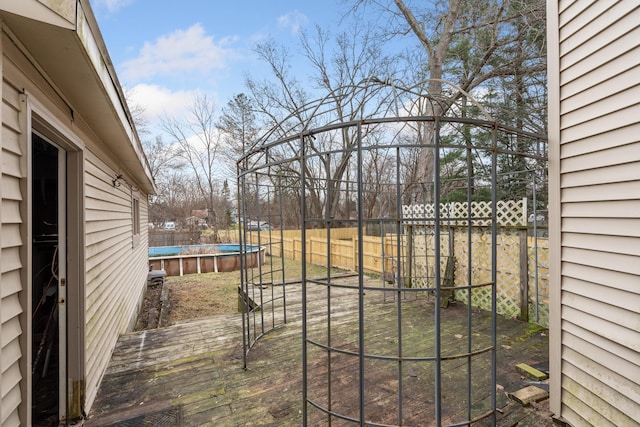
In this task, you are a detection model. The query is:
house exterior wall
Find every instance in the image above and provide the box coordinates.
[84,151,149,409]
[548,1,640,425]
[0,56,27,427]
[0,16,152,425]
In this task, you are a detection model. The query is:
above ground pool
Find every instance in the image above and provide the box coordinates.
[148,244,264,276]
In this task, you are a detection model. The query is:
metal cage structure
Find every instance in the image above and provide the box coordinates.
[238,80,547,426]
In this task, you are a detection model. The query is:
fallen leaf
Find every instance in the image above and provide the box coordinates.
[406,365,418,377]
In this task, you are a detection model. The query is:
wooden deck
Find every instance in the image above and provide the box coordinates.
[86,277,551,426]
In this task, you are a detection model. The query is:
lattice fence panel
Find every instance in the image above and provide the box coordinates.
[495,230,522,318]
[414,227,524,319]
[452,227,492,308]
[402,198,527,227]
[404,199,529,319]
[407,227,452,288]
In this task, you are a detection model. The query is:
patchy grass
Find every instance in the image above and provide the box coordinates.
[165,270,239,323]
[164,256,341,325]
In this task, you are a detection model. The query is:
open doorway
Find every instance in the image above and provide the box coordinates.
[31,132,66,426]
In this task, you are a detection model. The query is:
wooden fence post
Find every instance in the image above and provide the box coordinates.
[407,225,413,288]
[352,237,357,271]
[519,228,529,322]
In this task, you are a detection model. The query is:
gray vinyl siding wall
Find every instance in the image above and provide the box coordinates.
[0,77,25,427]
[552,1,640,425]
[84,151,149,409]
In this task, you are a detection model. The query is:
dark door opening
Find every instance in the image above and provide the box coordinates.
[31,133,62,426]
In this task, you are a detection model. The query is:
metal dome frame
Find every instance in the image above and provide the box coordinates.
[237,79,547,426]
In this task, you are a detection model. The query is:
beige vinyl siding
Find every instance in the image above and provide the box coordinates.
[559,5,639,77]
[83,151,149,409]
[562,199,640,218]
[561,142,640,176]
[554,0,640,425]
[1,80,24,426]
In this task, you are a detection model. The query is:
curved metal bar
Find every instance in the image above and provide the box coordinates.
[307,338,494,363]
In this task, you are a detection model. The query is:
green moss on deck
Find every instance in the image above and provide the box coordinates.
[87,279,550,426]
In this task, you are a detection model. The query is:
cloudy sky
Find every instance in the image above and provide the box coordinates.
[90,0,346,135]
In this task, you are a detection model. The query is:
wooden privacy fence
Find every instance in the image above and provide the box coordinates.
[247,228,391,273]
[249,227,549,326]
[401,198,549,326]
[149,231,201,247]
[408,226,549,327]
[248,199,549,326]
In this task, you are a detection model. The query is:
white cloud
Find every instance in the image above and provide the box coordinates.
[128,83,197,125]
[277,11,308,34]
[121,23,237,82]
[94,0,133,13]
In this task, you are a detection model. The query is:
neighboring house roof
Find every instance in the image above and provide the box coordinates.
[191,209,209,219]
[0,0,156,194]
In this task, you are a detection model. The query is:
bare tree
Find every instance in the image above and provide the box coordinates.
[124,86,149,137]
[348,0,547,200]
[125,90,181,226]
[142,135,182,182]
[161,93,223,234]
[149,170,190,225]
[246,24,396,223]
[361,134,398,221]
[140,136,187,226]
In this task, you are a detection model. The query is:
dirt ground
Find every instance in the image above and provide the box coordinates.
[134,272,238,330]
[134,281,163,330]
[135,256,334,330]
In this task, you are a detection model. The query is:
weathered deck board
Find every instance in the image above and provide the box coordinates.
[86,277,550,426]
